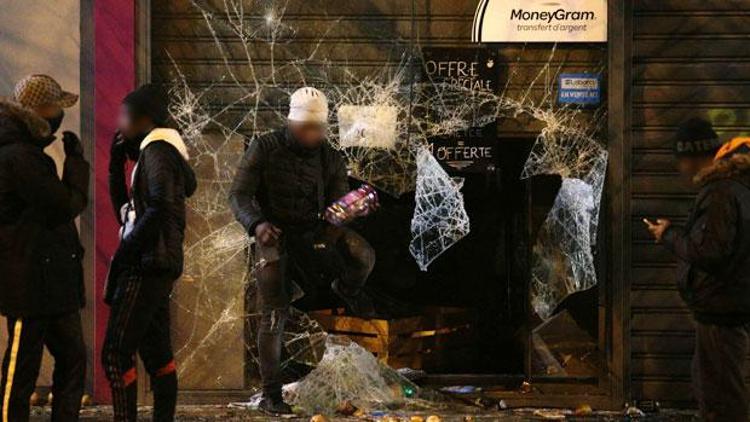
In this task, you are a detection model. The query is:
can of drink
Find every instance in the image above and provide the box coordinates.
[324,184,379,226]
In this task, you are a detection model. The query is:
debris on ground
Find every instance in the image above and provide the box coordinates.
[440,386,481,394]
[519,381,532,394]
[635,400,661,413]
[28,404,703,421]
[287,336,423,413]
[334,400,357,416]
[625,404,646,418]
[397,368,428,382]
[472,397,507,411]
[575,403,593,416]
[532,408,568,420]
[228,335,443,417]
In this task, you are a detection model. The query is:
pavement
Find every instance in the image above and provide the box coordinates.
[29,405,701,421]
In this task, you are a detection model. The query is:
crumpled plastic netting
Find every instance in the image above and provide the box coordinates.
[241,335,439,415]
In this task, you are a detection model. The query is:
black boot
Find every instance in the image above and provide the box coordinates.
[258,392,293,415]
[152,372,178,422]
[331,280,377,318]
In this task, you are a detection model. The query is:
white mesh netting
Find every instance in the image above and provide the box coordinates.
[287,336,427,413]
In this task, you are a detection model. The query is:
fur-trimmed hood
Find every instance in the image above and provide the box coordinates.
[695,152,750,186]
[0,98,52,147]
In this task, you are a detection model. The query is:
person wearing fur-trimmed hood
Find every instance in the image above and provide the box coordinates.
[646,118,750,422]
[0,75,89,422]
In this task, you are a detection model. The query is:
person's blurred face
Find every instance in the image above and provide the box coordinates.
[288,120,327,149]
[33,103,64,135]
[32,103,63,120]
[117,104,153,142]
[676,155,715,181]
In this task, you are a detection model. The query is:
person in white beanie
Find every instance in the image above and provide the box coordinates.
[229,87,377,415]
[287,86,329,128]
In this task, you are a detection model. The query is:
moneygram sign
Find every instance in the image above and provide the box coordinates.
[472,0,607,43]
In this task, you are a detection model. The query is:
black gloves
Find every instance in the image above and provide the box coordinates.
[62,131,84,157]
[110,131,128,171]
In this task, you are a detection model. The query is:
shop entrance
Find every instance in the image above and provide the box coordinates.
[297,136,602,388]
[149,0,619,406]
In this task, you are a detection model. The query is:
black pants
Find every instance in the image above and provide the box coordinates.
[692,321,750,422]
[0,311,86,422]
[255,225,375,397]
[102,269,177,422]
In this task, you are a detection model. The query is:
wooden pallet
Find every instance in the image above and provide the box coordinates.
[309,307,477,370]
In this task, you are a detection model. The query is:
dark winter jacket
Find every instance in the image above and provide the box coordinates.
[0,99,89,317]
[662,152,750,325]
[229,128,349,233]
[110,128,197,280]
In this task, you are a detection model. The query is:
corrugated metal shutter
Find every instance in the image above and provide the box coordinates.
[631,0,750,407]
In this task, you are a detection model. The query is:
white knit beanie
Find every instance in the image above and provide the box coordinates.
[288,87,328,124]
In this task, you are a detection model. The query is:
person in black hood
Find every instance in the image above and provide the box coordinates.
[229,87,377,415]
[0,75,89,422]
[102,84,196,422]
[646,118,750,421]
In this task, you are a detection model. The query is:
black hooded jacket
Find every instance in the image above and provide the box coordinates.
[0,100,89,317]
[662,152,750,325]
[228,129,349,233]
[109,128,197,280]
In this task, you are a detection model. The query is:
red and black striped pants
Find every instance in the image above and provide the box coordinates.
[102,269,177,422]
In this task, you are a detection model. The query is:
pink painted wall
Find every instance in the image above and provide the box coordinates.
[94,1,135,402]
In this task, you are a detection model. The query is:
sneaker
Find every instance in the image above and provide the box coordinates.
[258,395,293,415]
[331,280,378,318]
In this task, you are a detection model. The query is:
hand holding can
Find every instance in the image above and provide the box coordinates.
[324,184,379,226]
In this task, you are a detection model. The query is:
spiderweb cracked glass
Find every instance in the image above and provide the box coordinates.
[410,147,471,271]
[522,126,608,243]
[161,0,608,393]
[521,124,608,319]
[530,178,598,320]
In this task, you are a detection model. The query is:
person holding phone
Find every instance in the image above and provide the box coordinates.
[645,118,750,422]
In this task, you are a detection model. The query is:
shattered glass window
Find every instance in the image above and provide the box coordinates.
[152,0,608,396]
[410,147,471,271]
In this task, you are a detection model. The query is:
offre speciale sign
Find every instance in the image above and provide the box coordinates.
[421,47,498,173]
[472,0,607,43]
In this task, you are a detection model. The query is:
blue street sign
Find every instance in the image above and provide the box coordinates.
[558,73,601,105]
